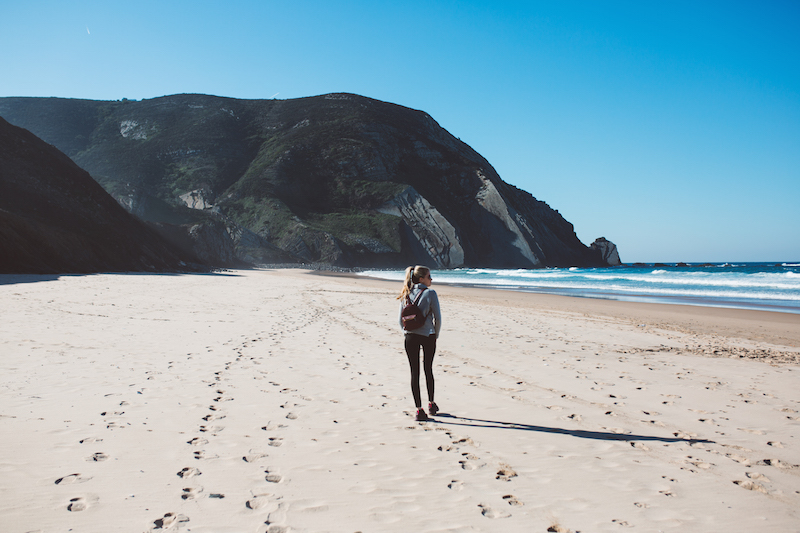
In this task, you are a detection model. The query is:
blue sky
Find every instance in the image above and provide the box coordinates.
[2,1,798,262]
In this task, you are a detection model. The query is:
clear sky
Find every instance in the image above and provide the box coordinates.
[2,1,798,262]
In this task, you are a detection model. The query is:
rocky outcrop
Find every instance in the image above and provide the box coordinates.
[0,94,620,269]
[472,171,542,267]
[378,187,464,268]
[591,237,621,266]
[0,117,200,274]
[180,189,215,210]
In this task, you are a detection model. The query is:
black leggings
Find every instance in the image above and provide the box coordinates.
[404,333,436,408]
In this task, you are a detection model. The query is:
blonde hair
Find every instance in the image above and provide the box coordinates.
[397,265,431,300]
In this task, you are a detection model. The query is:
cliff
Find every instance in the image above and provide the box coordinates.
[0,93,617,268]
[0,117,199,274]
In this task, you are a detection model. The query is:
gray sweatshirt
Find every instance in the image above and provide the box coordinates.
[399,283,442,338]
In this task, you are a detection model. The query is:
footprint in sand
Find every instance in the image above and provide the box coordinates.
[459,460,477,471]
[686,457,712,469]
[246,493,274,509]
[181,487,203,500]
[757,458,797,469]
[268,437,283,447]
[193,450,218,460]
[67,497,88,512]
[265,469,283,483]
[478,503,510,519]
[448,480,464,491]
[727,454,751,466]
[746,471,771,483]
[733,479,768,493]
[502,494,523,506]
[496,464,518,481]
[151,512,189,530]
[243,452,268,463]
[264,520,290,533]
[55,473,92,485]
[187,437,208,446]
[177,467,201,478]
[79,437,103,444]
[87,452,109,462]
[263,502,289,528]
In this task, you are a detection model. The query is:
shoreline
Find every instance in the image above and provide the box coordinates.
[312,269,800,351]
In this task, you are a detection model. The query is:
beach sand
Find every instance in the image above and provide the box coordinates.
[1,269,798,533]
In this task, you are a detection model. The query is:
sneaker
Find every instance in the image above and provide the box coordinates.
[415,408,429,421]
[428,402,439,415]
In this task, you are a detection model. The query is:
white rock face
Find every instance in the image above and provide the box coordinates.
[119,120,150,140]
[378,187,464,268]
[474,171,541,266]
[180,189,213,210]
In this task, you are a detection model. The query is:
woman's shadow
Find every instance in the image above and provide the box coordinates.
[432,413,713,444]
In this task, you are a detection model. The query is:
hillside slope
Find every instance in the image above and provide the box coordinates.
[0,94,618,268]
[0,117,199,274]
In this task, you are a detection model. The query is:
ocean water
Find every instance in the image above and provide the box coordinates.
[360,263,800,314]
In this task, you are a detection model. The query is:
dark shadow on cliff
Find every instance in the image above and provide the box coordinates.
[0,274,63,285]
[0,270,242,286]
[433,414,714,444]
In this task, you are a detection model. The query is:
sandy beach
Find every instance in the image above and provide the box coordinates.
[1,268,798,533]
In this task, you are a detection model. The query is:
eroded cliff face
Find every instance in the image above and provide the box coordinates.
[0,93,617,268]
[473,171,542,267]
[378,187,464,268]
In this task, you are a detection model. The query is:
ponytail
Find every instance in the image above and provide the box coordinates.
[397,265,431,300]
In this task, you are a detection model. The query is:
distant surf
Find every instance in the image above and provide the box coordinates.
[360,262,800,314]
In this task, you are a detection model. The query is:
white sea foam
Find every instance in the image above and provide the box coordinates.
[359,263,800,313]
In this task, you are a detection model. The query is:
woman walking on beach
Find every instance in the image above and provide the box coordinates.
[398,265,442,421]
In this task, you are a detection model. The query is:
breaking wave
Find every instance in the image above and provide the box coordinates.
[360,262,800,313]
